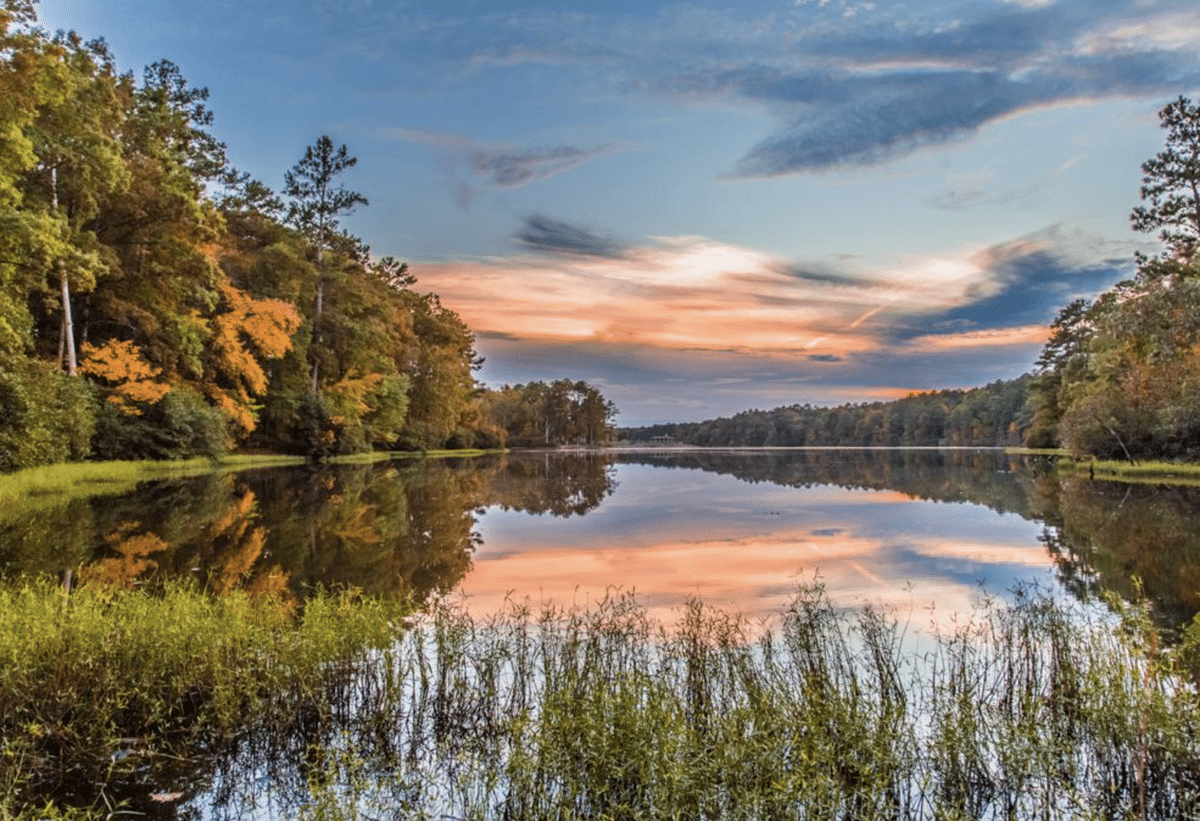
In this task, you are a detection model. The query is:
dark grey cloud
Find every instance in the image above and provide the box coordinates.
[472,144,616,188]
[892,229,1136,340]
[392,129,619,205]
[477,330,524,341]
[783,264,887,289]
[515,214,629,258]
[727,59,1177,176]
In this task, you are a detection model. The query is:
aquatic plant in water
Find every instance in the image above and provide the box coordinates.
[4,582,1200,819]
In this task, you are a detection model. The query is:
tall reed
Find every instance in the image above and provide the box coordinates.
[281,586,1200,820]
[0,580,408,813]
[6,582,1200,820]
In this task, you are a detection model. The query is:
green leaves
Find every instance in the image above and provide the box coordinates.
[284,135,367,254]
[1028,97,1200,458]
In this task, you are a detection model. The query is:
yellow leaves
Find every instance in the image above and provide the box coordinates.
[205,283,302,436]
[79,339,171,414]
[328,372,384,417]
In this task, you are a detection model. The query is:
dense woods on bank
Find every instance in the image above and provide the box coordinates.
[626,96,1200,461]
[623,376,1034,448]
[5,0,1200,470]
[0,4,616,471]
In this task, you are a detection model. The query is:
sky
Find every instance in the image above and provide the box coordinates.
[33,0,1200,425]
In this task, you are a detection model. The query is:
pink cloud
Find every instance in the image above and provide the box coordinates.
[414,235,1046,363]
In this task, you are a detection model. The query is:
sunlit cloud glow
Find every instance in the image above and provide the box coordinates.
[417,228,1064,363]
[412,221,1123,422]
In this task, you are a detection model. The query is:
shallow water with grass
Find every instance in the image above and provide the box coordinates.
[4,449,1200,817]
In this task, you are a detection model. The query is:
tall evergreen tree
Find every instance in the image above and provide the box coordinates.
[283,136,367,393]
[1130,96,1200,263]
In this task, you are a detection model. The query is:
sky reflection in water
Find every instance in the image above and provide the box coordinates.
[462,458,1056,625]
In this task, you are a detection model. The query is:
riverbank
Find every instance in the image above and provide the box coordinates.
[0,449,504,503]
[1056,457,1200,487]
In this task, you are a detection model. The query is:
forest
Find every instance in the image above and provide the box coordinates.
[627,96,1200,460]
[5,0,1200,469]
[0,4,616,471]
[622,376,1033,448]
[1024,99,1200,460]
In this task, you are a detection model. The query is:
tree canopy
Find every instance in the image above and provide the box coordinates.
[1026,95,1200,460]
[0,8,616,470]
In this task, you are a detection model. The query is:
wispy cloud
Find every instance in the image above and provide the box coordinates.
[391,128,619,205]
[286,1,1199,178]
[412,222,1133,421]
[415,224,1117,357]
[411,0,1200,176]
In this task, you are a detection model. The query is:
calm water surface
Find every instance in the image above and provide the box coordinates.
[465,451,1055,624]
[6,447,1196,625]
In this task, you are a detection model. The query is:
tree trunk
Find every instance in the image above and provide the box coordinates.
[310,277,323,393]
[309,226,325,394]
[61,271,77,375]
[51,168,78,376]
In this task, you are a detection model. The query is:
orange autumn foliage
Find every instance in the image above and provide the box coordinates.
[206,284,302,435]
[79,339,172,414]
[80,525,169,589]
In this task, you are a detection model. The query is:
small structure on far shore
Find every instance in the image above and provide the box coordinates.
[649,435,675,446]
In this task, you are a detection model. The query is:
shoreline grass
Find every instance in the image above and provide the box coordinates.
[0,449,507,504]
[0,581,410,815]
[1057,457,1200,487]
[1004,446,1070,456]
[5,583,1200,819]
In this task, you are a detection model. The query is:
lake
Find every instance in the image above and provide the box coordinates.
[7,447,1200,819]
[4,448,1197,627]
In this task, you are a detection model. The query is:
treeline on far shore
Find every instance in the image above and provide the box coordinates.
[621,375,1033,448]
[0,9,616,472]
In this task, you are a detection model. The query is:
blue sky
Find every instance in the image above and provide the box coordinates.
[35,0,1200,424]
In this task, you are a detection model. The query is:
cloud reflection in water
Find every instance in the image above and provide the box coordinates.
[460,459,1057,626]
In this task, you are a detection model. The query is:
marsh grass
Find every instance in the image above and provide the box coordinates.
[0,581,408,814]
[1056,458,1200,487]
[5,583,1200,820]
[282,587,1200,821]
[0,456,308,504]
[0,450,501,506]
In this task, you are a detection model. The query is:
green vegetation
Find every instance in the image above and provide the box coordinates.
[0,581,410,815]
[0,454,310,502]
[1058,458,1200,484]
[0,5,616,471]
[623,375,1032,447]
[1023,96,1200,461]
[480,379,619,448]
[7,582,1200,819]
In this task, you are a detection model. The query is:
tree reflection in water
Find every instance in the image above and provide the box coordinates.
[2,449,1196,627]
[0,453,618,602]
